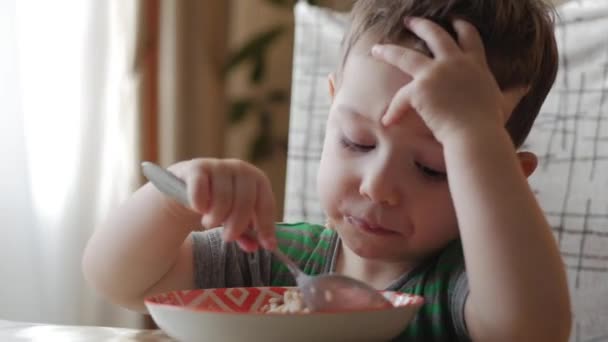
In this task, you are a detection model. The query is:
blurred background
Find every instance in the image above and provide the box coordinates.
[0,0,578,331]
[0,0,349,329]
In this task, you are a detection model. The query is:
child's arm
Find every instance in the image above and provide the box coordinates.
[372,18,571,341]
[82,159,277,312]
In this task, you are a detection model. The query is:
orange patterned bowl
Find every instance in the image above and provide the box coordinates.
[145,287,423,342]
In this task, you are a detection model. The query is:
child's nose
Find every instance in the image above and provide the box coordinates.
[359,166,400,206]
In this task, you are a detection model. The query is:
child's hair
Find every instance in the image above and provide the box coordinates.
[340,0,559,148]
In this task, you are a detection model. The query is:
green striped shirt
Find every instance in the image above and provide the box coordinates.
[193,222,469,341]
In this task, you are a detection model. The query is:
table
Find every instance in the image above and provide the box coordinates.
[0,319,173,341]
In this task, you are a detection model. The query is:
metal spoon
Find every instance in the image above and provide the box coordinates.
[141,161,392,312]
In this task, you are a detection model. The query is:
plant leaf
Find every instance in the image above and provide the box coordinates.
[251,134,273,162]
[224,26,286,76]
[251,111,274,161]
[264,0,292,8]
[266,89,288,104]
[251,54,266,84]
[228,99,254,124]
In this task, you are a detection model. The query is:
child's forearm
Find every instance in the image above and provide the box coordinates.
[82,181,201,312]
[444,127,571,340]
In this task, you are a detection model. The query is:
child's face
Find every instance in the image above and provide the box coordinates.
[317,35,459,263]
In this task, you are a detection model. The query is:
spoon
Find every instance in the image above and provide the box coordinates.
[141,161,392,312]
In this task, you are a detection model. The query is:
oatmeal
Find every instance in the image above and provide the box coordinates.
[261,289,310,314]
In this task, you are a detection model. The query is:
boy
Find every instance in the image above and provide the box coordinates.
[83,0,572,340]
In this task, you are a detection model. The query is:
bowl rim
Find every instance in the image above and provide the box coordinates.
[144,286,425,316]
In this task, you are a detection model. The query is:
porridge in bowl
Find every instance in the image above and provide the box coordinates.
[261,289,310,313]
[145,287,423,342]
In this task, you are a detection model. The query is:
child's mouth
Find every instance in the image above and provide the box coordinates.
[345,216,398,236]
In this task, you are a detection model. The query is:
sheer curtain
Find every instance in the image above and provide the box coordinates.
[0,0,142,328]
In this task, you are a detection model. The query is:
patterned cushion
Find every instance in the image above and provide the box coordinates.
[284,3,346,223]
[284,2,608,339]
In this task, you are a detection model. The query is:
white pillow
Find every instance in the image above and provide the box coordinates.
[284,2,608,339]
[284,2,347,223]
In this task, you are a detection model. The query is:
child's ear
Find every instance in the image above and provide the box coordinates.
[516,151,538,178]
[328,73,336,100]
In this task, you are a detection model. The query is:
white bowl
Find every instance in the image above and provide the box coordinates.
[145,287,423,342]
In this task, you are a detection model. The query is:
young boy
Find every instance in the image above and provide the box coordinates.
[83,0,572,340]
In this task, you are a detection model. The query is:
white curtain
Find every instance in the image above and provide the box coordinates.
[0,0,142,328]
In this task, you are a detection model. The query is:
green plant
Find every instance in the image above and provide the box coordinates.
[225,0,320,162]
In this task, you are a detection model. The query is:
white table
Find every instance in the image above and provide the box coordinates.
[0,319,173,341]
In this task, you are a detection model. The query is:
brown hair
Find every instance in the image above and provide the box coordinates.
[341,0,559,148]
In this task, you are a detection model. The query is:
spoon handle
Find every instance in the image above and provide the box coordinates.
[142,162,189,207]
[141,161,304,277]
[269,248,305,278]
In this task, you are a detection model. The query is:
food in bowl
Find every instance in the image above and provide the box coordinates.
[261,288,310,313]
[144,287,424,342]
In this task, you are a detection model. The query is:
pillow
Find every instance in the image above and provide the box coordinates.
[284,3,346,223]
[285,2,608,339]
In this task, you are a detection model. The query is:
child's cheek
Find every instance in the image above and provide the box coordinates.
[316,170,338,218]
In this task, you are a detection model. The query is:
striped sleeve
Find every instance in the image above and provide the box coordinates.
[270,222,337,286]
[395,240,470,341]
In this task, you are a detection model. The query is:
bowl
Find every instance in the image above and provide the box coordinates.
[145,287,423,342]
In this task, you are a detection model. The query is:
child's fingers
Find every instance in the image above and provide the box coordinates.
[254,176,277,250]
[382,84,415,126]
[371,44,431,77]
[404,17,461,58]
[187,171,210,213]
[222,173,256,242]
[235,234,259,253]
[453,19,486,64]
[201,168,233,229]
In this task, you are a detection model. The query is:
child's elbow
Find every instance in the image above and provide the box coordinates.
[559,315,573,342]
[517,303,572,342]
[81,245,148,313]
[545,306,572,342]
[541,294,572,341]
[476,300,572,341]
[518,282,573,341]
[81,243,103,293]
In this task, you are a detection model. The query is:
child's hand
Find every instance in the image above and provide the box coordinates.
[371,17,507,144]
[169,158,277,252]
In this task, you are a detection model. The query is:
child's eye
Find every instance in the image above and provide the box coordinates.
[340,137,375,152]
[415,162,447,181]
